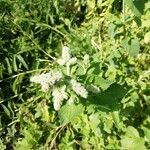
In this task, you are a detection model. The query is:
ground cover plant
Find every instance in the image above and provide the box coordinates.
[0,0,150,149]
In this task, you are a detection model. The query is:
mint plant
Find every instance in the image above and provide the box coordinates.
[0,0,149,149]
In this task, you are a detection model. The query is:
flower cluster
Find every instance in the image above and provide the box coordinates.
[70,79,88,98]
[30,46,100,111]
[30,71,62,92]
[52,86,68,110]
[57,46,77,66]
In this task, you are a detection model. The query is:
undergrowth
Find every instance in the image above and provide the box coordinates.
[0,0,150,149]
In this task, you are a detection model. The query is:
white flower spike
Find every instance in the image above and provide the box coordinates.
[52,86,68,110]
[30,71,62,92]
[70,79,88,98]
[57,46,77,67]
[62,46,71,62]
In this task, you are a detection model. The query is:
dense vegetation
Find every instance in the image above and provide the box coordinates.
[0,0,150,149]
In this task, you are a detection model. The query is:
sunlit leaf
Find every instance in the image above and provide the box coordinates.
[59,104,84,125]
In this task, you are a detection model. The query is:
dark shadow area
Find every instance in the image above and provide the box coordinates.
[133,0,148,26]
[81,83,129,112]
[133,0,148,15]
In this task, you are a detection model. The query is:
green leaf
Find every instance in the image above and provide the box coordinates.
[121,137,146,150]
[16,55,28,70]
[126,126,139,138]
[94,76,115,91]
[129,38,140,56]
[13,55,18,72]
[108,22,117,39]
[121,126,146,150]
[142,126,150,141]
[0,65,3,79]
[5,57,12,74]
[88,83,127,108]
[12,75,24,95]
[59,104,84,125]
[0,139,6,150]
[126,0,142,18]
[111,111,120,128]
[144,32,150,44]
[1,104,11,117]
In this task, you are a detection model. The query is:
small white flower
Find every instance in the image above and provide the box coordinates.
[62,46,71,62]
[57,46,77,67]
[41,83,49,92]
[52,71,63,82]
[70,79,88,98]
[83,54,90,65]
[30,70,62,92]
[87,85,100,94]
[57,58,66,65]
[52,86,68,110]
[30,75,40,83]
[66,57,77,66]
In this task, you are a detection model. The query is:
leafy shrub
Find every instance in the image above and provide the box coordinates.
[0,0,149,149]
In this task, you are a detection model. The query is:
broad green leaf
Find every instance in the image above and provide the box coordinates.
[144,32,150,44]
[121,137,146,150]
[142,10,150,27]
[103,119,113,134]
[142,126,150,141]
[126,126,140,138]
[89,113,101,135]
[126,0,142,18]
[121,127,146,150]
[129,38,140,56]
[108,22,117,39]
[133,0,145,15]
[59,104,84,125]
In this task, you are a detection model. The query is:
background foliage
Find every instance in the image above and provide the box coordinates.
[0,0,150,149]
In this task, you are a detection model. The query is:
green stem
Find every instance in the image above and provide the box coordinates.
[0,68,49,82]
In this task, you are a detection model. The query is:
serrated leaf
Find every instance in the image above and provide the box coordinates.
[129,39,140,56]
[59,104,84,125]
